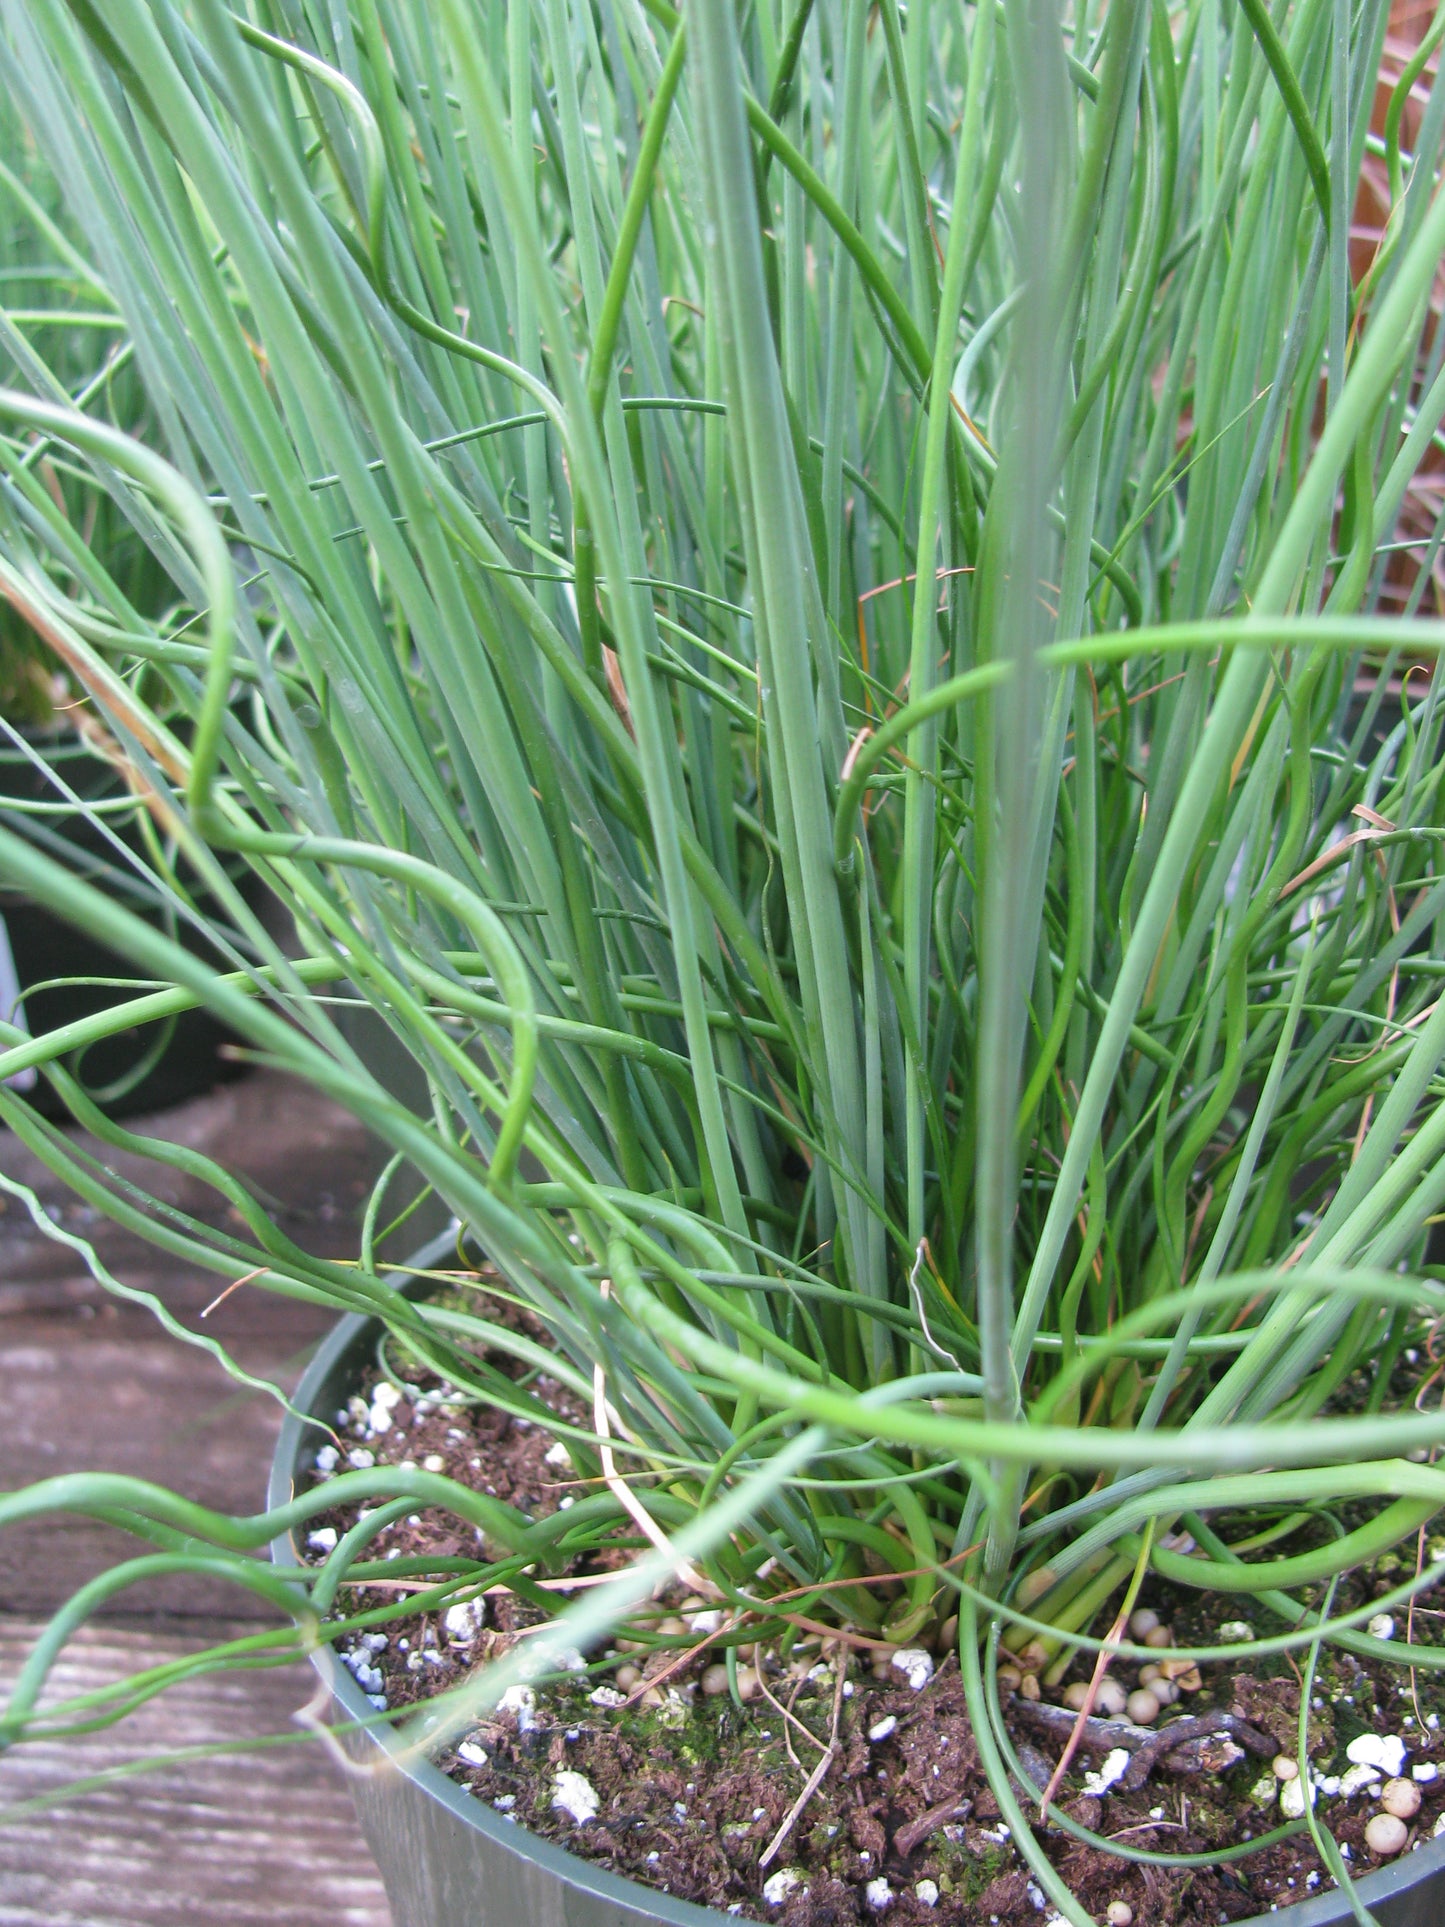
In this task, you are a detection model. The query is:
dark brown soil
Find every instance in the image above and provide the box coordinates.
[297,1307,1445,1926]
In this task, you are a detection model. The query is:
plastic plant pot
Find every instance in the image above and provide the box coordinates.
[270,1236,1445,1927]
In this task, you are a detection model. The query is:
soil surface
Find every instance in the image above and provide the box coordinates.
[296,1294,1445,1925]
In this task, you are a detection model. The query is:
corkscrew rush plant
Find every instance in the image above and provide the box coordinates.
[3,0,1445,1911]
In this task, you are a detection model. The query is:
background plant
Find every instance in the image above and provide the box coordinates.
[0,87,173,727]
[0,95,259,1113]
[1,0,1445,1915]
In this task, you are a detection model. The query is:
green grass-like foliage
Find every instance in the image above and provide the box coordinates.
[0,86,176,726]
[2,0,1445,1910]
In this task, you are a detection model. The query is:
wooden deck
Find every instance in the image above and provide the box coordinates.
[0,1070,394,1925]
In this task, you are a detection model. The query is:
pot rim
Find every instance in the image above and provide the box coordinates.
[268,1227,1445,1927]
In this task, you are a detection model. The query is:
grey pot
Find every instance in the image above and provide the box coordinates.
[270,1235,1445,1927]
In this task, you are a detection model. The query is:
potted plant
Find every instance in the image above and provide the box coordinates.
[2,0,1445,1921]
[0,126,255,1116]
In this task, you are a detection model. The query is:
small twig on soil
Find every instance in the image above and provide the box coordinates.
[1013,1701,1275,1791]
[759,1659,847,1870]
[1038,1525,1155,1817]
[742,1537,983,1617]
[892,1790,975,1858]
[339,1570,644,1597]
[1408,1368,1445,1731]
[1115,1714,1278,1791]
[776,1676,807,1773]
[1036,1611,1127,1817]
[758,1747,837,1870]
[615,1614,741,1710]
[1158,1731,1247,1776]
[503,1572,647,1592]
[772,1614,912,1653]
[752,1652,830,1766]
[1410,1520,1429,1730]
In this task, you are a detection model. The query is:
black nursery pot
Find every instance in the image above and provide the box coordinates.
[0,734,252,1119]
[271,1235,1445,1927]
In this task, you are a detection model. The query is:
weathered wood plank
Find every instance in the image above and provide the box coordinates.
[0,1618,392,1926]
[0,1067,395,1619]
[0,1068,385,1328]
[3,1327,318,1620]
[0,1069,401,1922]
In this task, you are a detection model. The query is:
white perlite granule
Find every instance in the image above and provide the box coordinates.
[550,1769,600,1825]
[499,1684,539,1733]
[1339,1763,1382,1798]
[890,1649,934,1690]
[1279,1777,1316,1819]
[442,1597,486,1643]
[1082,1748,1131,1798]
[762,1870,803,1907]
[1346,1733,1408,1778]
